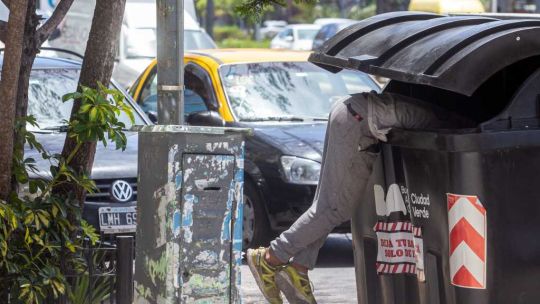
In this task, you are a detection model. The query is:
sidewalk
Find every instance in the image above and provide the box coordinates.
[241,234,357,303]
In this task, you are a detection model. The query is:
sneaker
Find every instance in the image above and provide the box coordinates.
[276,265,317,304]
[246,248,283,304]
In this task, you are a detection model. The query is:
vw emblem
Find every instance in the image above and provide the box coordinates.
[110,180,133,202]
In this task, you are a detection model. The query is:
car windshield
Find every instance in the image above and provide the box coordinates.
[297,29,319,40]
[185,30,217,50]
[27,69,145,131]
[219,62,379,121]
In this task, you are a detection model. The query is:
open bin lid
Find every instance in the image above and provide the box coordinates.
[309,12,540,96]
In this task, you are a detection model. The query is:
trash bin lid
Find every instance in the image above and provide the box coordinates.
[309,11,540,96]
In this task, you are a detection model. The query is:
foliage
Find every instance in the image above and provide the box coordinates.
[0,83,133,303]
[218,38,271,48]
[68,247,114,304]
[348,3,377,20]
[235,0,314,20]
[213,25,249,41]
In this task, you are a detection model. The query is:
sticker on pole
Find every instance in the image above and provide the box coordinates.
[447,193,487,289]
[374,184,425,279]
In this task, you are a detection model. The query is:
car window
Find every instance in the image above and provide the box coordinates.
[184,71,209,115]
[314,27,326,41]
[138,65,212,117]
[279,28,293,38]
[326,25,337,38]
[139,67,157,111]
[27,68,146,130]
[297,29,319,40]
[185,30,217,50]
[220,62,380,121]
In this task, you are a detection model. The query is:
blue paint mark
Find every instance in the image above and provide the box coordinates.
[175,172,183,190]
[172,210,181,236]
[233,185,244,242]
[182,211,193,227]
[221,211,231,241]
[183,194,199,204]
[235,170,244,183]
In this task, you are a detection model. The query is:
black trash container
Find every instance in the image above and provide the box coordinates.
[309,11,540,304]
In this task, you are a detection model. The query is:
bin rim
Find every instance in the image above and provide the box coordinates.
[309,11,540,96]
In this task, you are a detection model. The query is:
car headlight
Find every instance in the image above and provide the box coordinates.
[280,156,321,185]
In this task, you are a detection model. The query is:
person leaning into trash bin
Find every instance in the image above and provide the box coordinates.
[247,91,472,304]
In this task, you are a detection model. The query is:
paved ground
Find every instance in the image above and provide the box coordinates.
[241,234,358,303]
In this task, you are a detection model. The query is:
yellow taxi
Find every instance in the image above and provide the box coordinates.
[409,0,485,14]
[130,49,380,248]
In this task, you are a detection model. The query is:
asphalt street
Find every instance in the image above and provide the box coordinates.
[241,234,358,303]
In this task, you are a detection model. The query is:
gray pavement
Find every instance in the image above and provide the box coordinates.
[241,234,358,304]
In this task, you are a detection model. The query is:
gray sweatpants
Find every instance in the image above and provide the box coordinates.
[270,92,467,269]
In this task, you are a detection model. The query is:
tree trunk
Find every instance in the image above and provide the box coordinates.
[0,0,29,200]
[11,1,39,192]
[205,0,214,38]
[56,0,127,206]
[0,0,73,198]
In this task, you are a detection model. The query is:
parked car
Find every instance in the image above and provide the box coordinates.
[270,24,321,51]
[113,0,217,86]
[44,0,216,88]
[312,20,358,50]
[20,55,151,238]
[129,49,380,248]
[260,20,288,39]
[313,18,354,26]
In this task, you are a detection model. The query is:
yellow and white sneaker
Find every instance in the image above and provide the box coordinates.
[246,248,283,304]
[276,265,317,304]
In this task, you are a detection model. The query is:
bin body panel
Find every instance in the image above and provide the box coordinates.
[354,129,540,304]
[134,126,245,304]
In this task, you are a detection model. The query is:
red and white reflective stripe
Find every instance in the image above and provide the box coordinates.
[376,262,417,274]
[374,221,413,232]
[412,226,422,237]
[447,193,487,289]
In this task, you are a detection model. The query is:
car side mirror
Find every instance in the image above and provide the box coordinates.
[146,111,158,124]
[285,36,294,42]
[186,111,225,127]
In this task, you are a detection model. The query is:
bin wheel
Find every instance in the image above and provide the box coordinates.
[243,181,272,249]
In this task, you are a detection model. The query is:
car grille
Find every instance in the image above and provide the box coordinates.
[86,178,138,203]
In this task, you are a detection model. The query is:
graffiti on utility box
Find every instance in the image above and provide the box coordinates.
[134,126,247,303]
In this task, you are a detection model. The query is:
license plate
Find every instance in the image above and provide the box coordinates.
[98,206,137,234]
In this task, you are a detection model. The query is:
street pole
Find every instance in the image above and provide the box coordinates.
[492,0,498,12]
[156,0,184,125]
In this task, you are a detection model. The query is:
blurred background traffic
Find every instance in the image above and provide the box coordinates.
[4,0,539,89]
[6,0,540,249]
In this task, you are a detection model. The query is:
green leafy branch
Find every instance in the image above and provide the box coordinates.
[0,83,134,304]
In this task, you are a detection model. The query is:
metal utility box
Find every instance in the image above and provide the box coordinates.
[310,12,540,304]
[133,126,246,303]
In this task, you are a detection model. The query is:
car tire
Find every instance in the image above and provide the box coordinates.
[243,180,272,249]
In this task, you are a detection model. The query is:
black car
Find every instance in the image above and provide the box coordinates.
[130,50,381,248]
[21,55,151,237]
[312,21,358,51]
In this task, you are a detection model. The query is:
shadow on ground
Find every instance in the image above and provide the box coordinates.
[315,233,354,268]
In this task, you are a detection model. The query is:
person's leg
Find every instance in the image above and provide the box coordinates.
[247,96,378,304]
[248,92,462,303]
[260,96,380,304]
[269,97,378,269]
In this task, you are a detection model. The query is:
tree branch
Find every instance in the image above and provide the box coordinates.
[0,20,7,43]
[36,0,74,45]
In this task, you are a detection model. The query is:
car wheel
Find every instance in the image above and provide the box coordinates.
[243,181,272,249]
